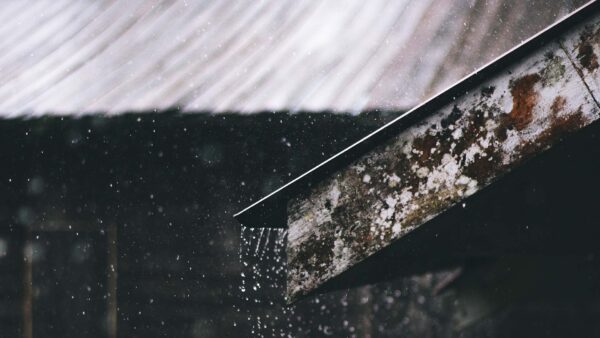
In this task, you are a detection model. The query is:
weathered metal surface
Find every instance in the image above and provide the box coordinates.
[561,14,600,101]
[285,11,600,301]
[0,0,585,116]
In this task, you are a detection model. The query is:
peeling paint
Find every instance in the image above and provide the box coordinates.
[285,14,600,302]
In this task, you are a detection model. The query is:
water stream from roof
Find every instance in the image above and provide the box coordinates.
[239,227,293,337]
[238,225,460,337]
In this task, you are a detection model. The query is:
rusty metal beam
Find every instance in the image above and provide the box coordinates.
[235,1,600,302]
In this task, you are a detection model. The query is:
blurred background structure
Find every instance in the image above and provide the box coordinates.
[0,0,593,337]
[0,0,585,115]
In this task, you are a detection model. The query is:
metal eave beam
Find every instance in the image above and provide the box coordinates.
[235,1,600,302]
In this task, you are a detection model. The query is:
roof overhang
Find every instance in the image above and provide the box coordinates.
[235,0,600,302]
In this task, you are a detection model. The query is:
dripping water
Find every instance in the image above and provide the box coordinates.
[239,226,292,337]
[237,225,453,337]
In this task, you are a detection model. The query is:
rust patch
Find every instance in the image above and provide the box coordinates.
[507,74,541,130]
[289,231,335,279]
[577,27,600,72]
[452,108,486,157]
[550,96,567,115]
[463,150,503,183]
[412,133,442,165]
[521,107,586,157]
[551,108,585,134]
[578,43,598,71]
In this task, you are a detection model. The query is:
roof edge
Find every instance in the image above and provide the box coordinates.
[234,0,600,228]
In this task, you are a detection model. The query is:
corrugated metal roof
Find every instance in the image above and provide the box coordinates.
[0,0,586,116]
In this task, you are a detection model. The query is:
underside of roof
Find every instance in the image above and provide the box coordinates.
[0,0,586,116]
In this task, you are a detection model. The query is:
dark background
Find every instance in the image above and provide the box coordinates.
[4,111,600,337]
[0,111,397,337]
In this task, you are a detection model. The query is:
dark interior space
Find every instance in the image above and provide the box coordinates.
[2,111,600,336]
[0,111,392,337]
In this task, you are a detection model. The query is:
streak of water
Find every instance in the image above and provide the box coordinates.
[240,227,292,337]
[238,226,450,337]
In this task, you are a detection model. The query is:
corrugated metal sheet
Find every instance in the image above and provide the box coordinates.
[0,0,587,116]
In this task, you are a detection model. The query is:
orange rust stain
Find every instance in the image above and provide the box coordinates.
[508,74,541,130]
[550,96,566,115]
[521,108,585,157]
[551,109,585,133]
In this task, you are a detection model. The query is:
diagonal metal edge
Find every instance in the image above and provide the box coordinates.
[234,0,600,228]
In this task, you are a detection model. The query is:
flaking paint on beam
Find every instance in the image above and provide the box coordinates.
[286,13,600,302]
